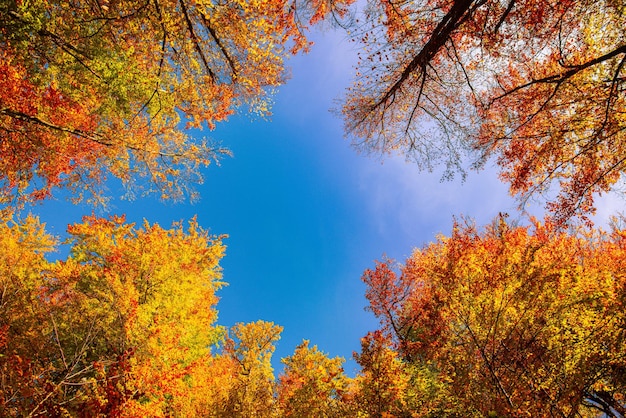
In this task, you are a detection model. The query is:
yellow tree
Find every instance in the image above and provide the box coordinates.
[362,216,626,416]
[0,215,227,417]
[218,320,283,417]
[0,0,353,206]
[277,340,350,417]
[350,331,425,418]
[343,0,626,223]
[0,215,57,417]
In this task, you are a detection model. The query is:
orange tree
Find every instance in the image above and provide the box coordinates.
[343,0,626,224]
[0,0,353,206]
[277,340,350,417]
[361,216,626,416]
[349,330,427,417]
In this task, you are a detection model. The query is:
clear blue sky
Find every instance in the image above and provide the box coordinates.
[30,27,619,376]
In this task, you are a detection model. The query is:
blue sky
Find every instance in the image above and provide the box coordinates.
[31,27,620,376]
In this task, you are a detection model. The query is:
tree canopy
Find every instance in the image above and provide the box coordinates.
[2,0,626,416]
[0,0,353,206]
[343,0,626,223]
[3,214,626,416]
[362,216,626,416]
[0,215,227,416]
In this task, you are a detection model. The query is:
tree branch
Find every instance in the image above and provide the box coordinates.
[493,44,626,101]
[372,0,482,112]
[178,0,216,82]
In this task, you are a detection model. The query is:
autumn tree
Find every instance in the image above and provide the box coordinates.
[0,0,353,206]
[0,215,58,417]
[217,320,283,417]
[350,330,428,418]
[0,215,227,417]
[362,216,626,417]
[277,340,350,417]
[343,0,626,223]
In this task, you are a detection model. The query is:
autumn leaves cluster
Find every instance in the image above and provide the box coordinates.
[3,214,626,416]
[1,0,626,416]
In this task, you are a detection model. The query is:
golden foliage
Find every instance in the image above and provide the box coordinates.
[362,216,626,416]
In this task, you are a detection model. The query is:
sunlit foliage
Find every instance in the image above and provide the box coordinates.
[277,340,350,417]
[361,216,626,416]
[4,1,626,417]
[0,215,226,416]
[0,0,353,206]
[343,0,626,224]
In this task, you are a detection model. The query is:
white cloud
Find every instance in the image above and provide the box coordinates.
[591,190,626,227]
[356,154,529,242]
